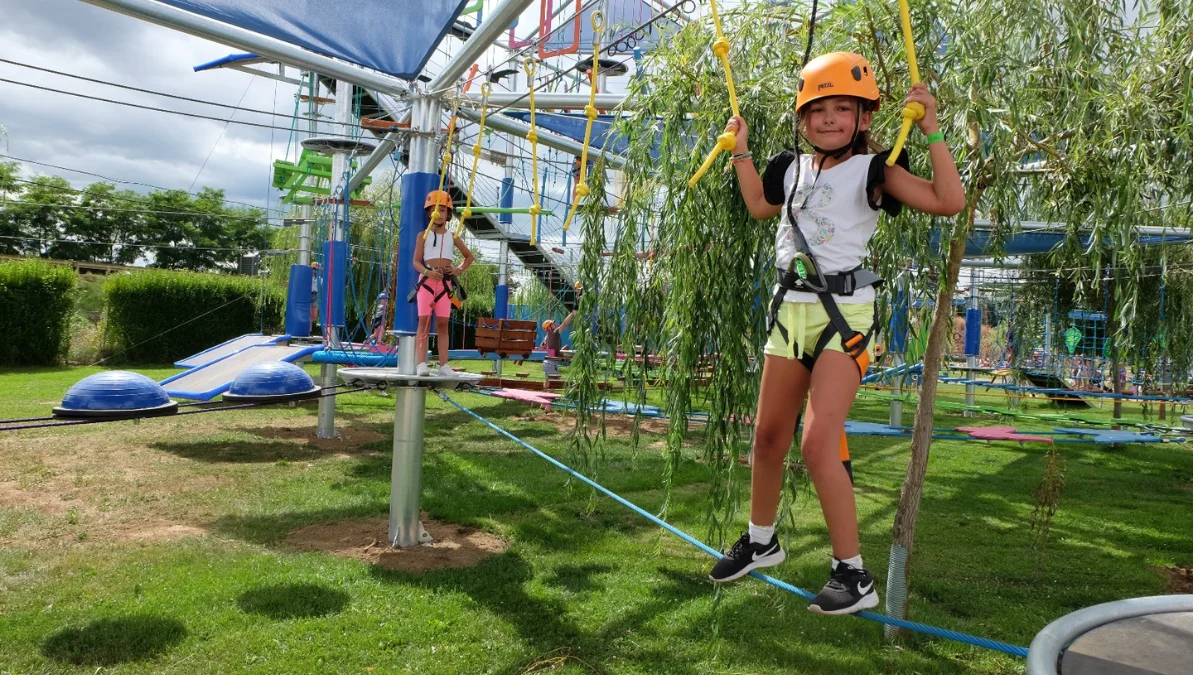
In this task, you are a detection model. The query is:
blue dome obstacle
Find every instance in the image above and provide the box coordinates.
[222,362,321,403]
[54,371,178,419]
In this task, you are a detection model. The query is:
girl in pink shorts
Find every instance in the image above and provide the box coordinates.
[411,190,474,377]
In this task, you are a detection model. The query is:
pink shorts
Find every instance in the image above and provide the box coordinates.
[417,283,451,318]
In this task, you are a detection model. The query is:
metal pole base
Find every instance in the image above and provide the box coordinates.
[964,356,977,416]
[389,335,429,548]
[316,363,339,438]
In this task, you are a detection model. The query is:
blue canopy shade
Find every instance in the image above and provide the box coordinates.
[504,111,662,158]
[152,0,469,79]
[931,228,1191,257]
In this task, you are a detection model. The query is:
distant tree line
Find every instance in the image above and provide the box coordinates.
[0,160,273,271]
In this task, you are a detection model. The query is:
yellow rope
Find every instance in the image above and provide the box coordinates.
[886,0,925,166]
[687,0,740,188]
[525,57,543,246]
[562,10,606,233]
[457,82,491,238]
[428,93,462,235]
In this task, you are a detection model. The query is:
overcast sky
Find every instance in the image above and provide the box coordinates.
[0,0,312,216]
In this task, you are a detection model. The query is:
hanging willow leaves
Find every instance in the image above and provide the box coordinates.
[574,0,1188,580]
[1030,447,1066,581]
[566,156,613,483]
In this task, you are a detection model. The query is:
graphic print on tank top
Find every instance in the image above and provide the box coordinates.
[789,183,837,247]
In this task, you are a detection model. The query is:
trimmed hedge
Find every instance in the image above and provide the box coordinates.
[0,258,76,366]
[103,270,284,364]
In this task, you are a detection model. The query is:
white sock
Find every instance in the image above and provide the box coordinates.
[834,554,863,570]
[748,522,775,545]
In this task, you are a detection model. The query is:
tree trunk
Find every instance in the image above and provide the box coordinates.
[883,206,976,640]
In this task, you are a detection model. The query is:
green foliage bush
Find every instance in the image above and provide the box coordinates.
[0,258,76,365]
[102,269,283,364]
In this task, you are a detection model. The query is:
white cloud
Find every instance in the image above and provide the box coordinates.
[0,0,307,213]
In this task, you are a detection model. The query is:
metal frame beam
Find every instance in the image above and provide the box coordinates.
[461,91,626,109]
[458,104,625,169]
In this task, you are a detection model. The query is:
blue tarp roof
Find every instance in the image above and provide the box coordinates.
[152,0,469,79]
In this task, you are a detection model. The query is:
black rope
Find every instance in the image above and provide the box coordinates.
[0,386,368,432]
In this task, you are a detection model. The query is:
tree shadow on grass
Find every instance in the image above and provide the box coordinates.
[237,582,349,619]
[544,563,615,593]
[41,615,186,666]
[151,439,336,463]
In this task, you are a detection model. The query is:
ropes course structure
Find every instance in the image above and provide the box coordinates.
[5,0,1192,670]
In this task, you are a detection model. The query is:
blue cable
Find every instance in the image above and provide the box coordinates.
[439,392,1031,658]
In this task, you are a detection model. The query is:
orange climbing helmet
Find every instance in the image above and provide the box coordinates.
[424,190,454,210]
[795,52,881,112]
[542,320,555,331]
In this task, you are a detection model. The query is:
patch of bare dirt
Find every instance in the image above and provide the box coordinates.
[284,516,508,573]
[111,520,208,544]
[0,480,92,517]
[243,422,387,453]
[1154,565,1192,594]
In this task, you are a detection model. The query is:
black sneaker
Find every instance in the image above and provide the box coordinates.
[808,562,880,615]
[708,533,786,582]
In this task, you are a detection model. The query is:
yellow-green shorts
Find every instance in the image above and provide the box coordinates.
[765,300,875,365]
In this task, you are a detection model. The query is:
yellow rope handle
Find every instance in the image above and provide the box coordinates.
[525,57,543,246]
[563,10,605,233]
[428,94,463,235]
[687,0,740,188]
[886,0,925,166]
[457,82,491,238]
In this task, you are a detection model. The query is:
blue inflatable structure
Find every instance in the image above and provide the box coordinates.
[53,371,178,419]
[222,362,322,403]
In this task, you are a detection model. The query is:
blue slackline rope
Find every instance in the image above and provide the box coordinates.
[438,391,1031,658]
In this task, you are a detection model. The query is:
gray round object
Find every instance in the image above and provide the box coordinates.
[301,136,379,156]
[1028,595,1192,675]
[573,57,629,77]
[338,367,484,390]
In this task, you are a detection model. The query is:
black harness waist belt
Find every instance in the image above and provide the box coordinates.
[407,273,466,305]
[768,266,883,376]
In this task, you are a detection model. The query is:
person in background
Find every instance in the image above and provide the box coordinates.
[540,311,577,377]
[370,292,389,344]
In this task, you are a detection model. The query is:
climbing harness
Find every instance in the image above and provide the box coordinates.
[776,48,885,378]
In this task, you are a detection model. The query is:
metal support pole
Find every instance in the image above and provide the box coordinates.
[890,353,903,427]
[386,95,442,546]
[965,268,978,414]
[297,71,318,270]
[389,380,429,547]
[316,78,354,440]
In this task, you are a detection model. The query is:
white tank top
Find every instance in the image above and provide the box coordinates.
[423,228,455,262]
[773,154,880,304]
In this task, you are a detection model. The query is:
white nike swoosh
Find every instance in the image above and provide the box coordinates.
[752,546,779,562]
[857,582,874,595]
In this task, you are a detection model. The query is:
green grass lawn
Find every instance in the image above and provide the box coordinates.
[0,364,1190,674]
